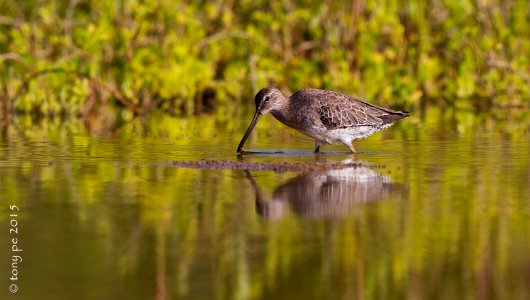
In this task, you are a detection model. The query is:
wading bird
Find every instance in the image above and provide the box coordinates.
[237,87,409,154]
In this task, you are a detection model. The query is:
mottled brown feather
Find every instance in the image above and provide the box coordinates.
[296,89,408,129]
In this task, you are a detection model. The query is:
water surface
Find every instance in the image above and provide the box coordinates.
[1,111,529,299]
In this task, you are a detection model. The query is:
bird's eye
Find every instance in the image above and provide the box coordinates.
[264,97,270,102]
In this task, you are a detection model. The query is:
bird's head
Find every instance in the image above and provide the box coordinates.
[254,87,285,115]
[237,87,286,154]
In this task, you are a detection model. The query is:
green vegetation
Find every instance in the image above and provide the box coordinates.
[1,0,529,121]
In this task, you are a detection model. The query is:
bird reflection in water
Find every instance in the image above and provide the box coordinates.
[244,162,399,219]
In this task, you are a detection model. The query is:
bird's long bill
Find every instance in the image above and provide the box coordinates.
[237,111,262,154]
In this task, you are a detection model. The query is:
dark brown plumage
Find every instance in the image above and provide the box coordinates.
[237,87,409,154]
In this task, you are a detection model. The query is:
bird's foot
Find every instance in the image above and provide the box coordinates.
[314,140,321,153]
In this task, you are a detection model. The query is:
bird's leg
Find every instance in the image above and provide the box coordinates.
[314,140,321,153]
[349,143,357,154]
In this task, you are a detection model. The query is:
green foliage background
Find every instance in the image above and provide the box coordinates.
[0,0,529,120]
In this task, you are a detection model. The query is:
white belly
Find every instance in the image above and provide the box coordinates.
[300,124,394,145]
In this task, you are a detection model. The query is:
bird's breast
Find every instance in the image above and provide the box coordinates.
[271,108,321,132]
[270,108,335,143]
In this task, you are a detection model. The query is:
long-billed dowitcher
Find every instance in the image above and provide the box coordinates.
[236,87,409,154]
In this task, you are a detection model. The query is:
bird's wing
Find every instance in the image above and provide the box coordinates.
[316,91,405,129]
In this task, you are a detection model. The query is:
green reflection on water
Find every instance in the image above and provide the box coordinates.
[0,109,530,299]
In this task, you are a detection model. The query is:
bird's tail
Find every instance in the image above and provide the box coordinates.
[380,110,409,124]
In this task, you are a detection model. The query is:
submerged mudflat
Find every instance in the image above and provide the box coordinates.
[170,160,382,173]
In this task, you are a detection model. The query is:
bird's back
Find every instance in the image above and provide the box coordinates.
[292,88,408,129]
